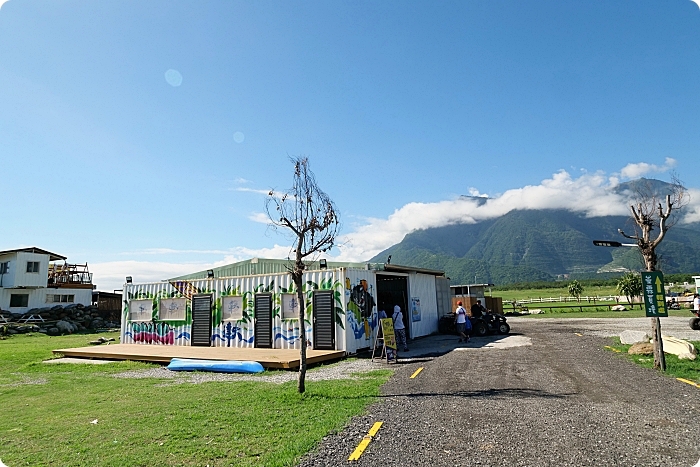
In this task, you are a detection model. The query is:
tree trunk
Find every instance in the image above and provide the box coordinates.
[651,316,666,371]
[293,270,307,394]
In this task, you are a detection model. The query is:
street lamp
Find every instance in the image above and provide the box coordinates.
[592,240,636,247]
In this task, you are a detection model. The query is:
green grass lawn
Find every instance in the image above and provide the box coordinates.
[0,333,391,467]
[605,338,700,384]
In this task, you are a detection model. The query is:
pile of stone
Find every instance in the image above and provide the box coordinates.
[0,303,120,337]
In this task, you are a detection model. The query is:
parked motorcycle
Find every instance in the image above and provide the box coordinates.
[690,309,700,331]
[471,312,510,337]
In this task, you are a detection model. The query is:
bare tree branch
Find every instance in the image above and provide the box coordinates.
[264,156,340,393]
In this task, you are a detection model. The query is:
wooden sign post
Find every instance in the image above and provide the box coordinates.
[372,317,397,363]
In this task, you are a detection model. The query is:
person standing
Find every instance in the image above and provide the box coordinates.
[694,293,700,313]
[454,301,469,343]
[471,299,486,319]
[392,305,409,352]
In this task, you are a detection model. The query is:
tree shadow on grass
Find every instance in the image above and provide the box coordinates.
[306,387,573,401]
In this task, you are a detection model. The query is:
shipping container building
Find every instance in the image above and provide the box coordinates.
[121,258,450,354]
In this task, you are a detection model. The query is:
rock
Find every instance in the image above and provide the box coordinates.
[56,320,76,334]
[661,336,696,358]
[47,327,60,336]
[612,305,627,311]
[628,342,654,355]
[678,352,697,361]
[620,330,649,345]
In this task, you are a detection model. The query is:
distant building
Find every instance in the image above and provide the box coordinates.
[0,247,93,314]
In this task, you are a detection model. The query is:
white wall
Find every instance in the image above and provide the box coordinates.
[13,252,49,288]
[0,287,92,314]
[407,273,439,338]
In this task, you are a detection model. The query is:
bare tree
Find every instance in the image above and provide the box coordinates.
[618,176,688,370]
[265,157,340,393]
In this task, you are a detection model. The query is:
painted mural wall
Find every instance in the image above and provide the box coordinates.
[120,267,438,354]
[121,269,346,350]
[343,268,379,354]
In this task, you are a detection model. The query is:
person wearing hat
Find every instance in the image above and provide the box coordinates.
[454,301,470,343]
[392,305,409,352]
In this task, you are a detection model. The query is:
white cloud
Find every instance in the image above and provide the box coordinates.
[333,169,630,262]
[620,157,677,179]
[232,187,271,195]
[248,212,270,224]
[680,188,700,224]
[98,160,694,285]
[234,177,252,184]
[119,248,235,255]
[92,245,293,291]
[0,0,10,10]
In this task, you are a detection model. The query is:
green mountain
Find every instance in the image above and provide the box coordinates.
[371,209,700,285]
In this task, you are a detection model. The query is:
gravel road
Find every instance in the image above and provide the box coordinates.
[298,317,700,467]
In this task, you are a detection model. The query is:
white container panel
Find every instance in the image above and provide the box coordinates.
[121,269,346,350]
[407,273,439,338]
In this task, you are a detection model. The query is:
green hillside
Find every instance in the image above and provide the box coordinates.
[372,209,700,285]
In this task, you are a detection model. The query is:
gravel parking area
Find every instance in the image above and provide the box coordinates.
[298,318,700,467]
[110,358,387,385]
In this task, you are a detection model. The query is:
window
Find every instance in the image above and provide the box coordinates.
[221,296,243,321]
[0,262,8,274]
[46,294,75,304]
[10,294,29,307]
[158,298,186,321]
[26,261,40,273]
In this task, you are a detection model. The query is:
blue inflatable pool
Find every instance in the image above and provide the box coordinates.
[167,358,264,374]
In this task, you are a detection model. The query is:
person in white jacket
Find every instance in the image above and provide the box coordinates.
[392,305,409,352]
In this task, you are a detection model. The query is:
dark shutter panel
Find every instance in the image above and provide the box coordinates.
[191,294,212,347]
[313,291,335,350]
[254,294,273,348]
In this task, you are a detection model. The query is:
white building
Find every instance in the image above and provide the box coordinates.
[0,247,93,315]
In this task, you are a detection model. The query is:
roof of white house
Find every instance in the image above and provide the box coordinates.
[0,247,67,262]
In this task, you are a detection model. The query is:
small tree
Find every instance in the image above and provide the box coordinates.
[618,176,687,370]
[616,272,643,309]
[568,280,584,302]
[266,157,340,393]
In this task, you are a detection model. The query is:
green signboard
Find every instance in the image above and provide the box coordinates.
[641,271,668,317]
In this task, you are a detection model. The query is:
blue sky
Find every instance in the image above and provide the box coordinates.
[2,0,700,290]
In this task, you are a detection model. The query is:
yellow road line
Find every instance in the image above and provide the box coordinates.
[410,367,424,379]
[604,345,621,353]
[677,378,700,388]
[574,333,583,336]
[348,422,383,461]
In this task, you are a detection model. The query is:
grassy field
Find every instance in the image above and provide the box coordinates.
[606,338,700,384]
[495,285,620,302]
[0,333,391,467]
[491,285,695,318]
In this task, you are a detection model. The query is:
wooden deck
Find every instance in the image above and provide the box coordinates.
[52,344,345,369]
